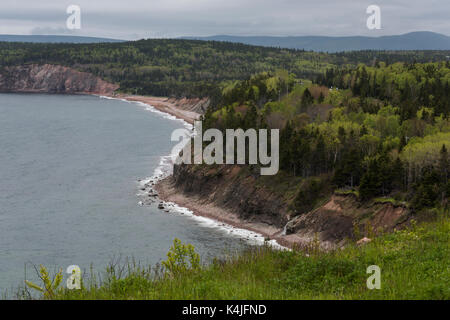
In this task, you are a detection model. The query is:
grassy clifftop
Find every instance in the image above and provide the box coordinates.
[24,212,448,300]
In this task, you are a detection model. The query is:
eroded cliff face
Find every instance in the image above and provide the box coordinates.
[172,164,290,228]
[0,64,119,94]
[284,194,410,247]
[165,97,210,114]
[168,164,411,249]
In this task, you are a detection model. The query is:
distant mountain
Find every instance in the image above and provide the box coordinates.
[3,32,450,51]
[184,32,450,52]
[0,35,124,43]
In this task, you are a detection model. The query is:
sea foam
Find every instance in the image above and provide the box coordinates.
[98,95,287,250]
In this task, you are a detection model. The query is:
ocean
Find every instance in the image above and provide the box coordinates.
[0,93,259,295]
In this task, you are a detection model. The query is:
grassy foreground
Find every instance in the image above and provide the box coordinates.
[28,213,449,300]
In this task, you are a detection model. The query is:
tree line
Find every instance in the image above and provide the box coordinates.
[202,64,449,212]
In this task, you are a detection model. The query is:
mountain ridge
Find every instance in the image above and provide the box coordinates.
[183,31,450,52]
[2,32,450,52]
[0,34,124,43]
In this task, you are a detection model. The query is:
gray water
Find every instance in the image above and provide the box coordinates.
[0,93,251,294]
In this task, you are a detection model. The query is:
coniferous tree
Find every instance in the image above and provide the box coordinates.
[412,168,441,210]
[318,92,325,104]
[359,157,383,200]
[300,88,314,112]
[439,144,449,201]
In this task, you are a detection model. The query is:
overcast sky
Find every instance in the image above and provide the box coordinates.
[0,0,448,39]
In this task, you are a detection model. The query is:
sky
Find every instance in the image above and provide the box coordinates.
[0,0,448,40]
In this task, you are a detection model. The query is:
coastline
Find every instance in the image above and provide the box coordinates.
[3,91,311,250]
[155,177,298,249]
[104,92,290,249]
[105,94,202,124]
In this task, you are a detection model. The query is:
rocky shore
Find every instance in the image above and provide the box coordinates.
[155,175,287,245]
[152,163,411,250]
[153,165,328,250]
[0,63,412,250]
[109,94,207,125]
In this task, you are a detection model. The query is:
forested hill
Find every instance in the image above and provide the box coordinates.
[0,39,449,99]
[0,37,448,235]
[200,61,449,216]
[0,35,124,43]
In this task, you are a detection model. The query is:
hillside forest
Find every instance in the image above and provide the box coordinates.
[0,39,449,214]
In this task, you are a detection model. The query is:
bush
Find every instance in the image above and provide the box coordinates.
[161,238,200,277]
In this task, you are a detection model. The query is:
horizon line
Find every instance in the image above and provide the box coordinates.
[1,30,449,42]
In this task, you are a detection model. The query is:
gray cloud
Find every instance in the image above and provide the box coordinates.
[0,0,448,39]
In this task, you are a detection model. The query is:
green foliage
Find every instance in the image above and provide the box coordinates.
[40,214,450,300]
[359,153,403,200]
[412,168,442,210]
[0,40,327,100]
[25,265,63,299]
[401,132,450,177]
[299,88,314,112]
[319,62,450,118]
[161,238,200,277]
[1,40,448,103]
[203,59,449,206]
[1,40,448,206]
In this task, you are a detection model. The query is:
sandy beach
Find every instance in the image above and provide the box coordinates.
[114,93,301,249]
[110,94,203,124]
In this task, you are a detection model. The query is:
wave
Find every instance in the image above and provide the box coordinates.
[97,94,287,250]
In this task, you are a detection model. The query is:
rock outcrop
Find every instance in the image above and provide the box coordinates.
[0,64,119,94]
[164,163,411,249]
[284,194,409,247]
[171,164,290,228]
[165,97,210,114]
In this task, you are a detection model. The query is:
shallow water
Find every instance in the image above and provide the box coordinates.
[0,93,254,294]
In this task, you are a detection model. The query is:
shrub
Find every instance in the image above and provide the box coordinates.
[161,238,200,277]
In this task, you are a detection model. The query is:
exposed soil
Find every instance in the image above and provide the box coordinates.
[156,164,411,250]
[0,64,118,94]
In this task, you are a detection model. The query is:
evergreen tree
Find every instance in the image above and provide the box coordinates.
[359,157,383,200]
[314,135,327,174]
[412,168,441,210]
[392,157,406,191]
[279,121,294,173]
[300,88,314,112]
[318,92,325,104]
[333,148,362,188]
[439,144,449,182]
[439,144,449,201]
[243,105,258,130]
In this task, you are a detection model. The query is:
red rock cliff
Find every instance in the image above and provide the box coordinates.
[0,64,119,94]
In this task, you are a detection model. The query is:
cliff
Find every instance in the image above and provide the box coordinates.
[0,64,209,123]
[0,64,119,94]
[157,164,411,249]
[171,164,291,228]
[284,193,410,247]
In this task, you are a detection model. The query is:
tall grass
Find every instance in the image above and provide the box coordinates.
[25,212,450,300]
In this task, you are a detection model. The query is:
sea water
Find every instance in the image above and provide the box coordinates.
[0,93,265,295]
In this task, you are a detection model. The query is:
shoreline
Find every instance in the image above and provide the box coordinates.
[3,91,301,249]
[105,93,201,124]
[155,177,296,249]
[1,91,314,249]
[105,92,291,249]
